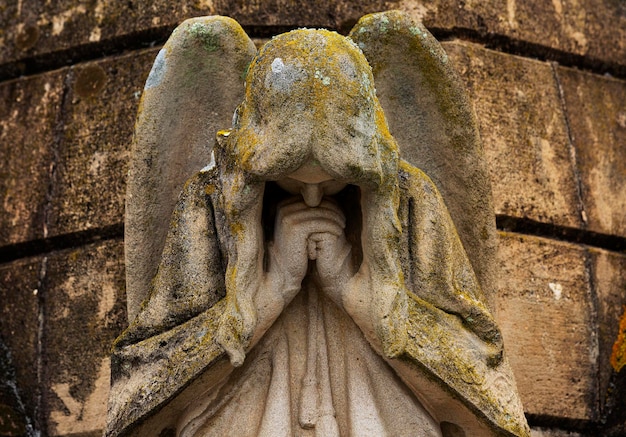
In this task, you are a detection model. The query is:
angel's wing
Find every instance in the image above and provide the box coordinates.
[350,11,497,305]
[125,17,257,321]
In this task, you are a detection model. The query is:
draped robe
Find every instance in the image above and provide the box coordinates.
[105,160,528,437]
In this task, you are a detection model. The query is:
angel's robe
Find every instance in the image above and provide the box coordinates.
[106,161,526,437]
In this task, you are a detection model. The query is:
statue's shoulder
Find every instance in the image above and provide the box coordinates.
[397,159,442,202]
[173,165,222,211]
[183,165,220,193]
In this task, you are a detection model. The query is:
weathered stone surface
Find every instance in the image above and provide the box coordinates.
[46,49,158,237]
[42,239,126,436]
[495,232,597,420]
[0,256,43,426]
[0,337,34,436]
[124,18,256,321]
[431,0,626,69]
[0,0,214,77]
[530,428,583,437]
[0,70,65,246]
[213,0,388,31]
[1,1,625,78]
[0,1,384,74]
[589,248,626,417]
[445,42,582,228]
[557,67,626,238]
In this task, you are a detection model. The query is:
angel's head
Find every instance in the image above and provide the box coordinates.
[216,29,406,358]
[223,28,399,191]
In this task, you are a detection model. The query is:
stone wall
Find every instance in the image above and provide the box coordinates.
[0,1,625,436]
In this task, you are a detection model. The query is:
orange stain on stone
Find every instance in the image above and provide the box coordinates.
[610,305,626,372]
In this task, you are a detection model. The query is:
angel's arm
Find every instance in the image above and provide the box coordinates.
[117,169,227,347]
[108,169,237,437]
[341,162,524,437]
[398,161,502,354]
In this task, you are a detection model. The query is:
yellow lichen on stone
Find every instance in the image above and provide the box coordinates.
[228,27,397,184]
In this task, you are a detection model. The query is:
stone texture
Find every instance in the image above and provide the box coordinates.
[530,428,583,437]
[348,12,499,308]
[0,1,386,74]
[42,239,126,436]
[557,66,626,238]
[46,49,158,237]
[0,257,43,428]
[0,337,31,437]
[430,0,626,68]
[495,232,597,421]
[0,5,621,436]
[0,70,65,245]
[213,0,388,31]
[0,0,214,77]
[124,18,256,321]
[2,1,625,78]
[589,248,626,417]
[445,41,582,228]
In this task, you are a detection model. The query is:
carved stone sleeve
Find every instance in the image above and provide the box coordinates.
[106,170,233,437]
[119,169,227,347]
[391,160,529,437]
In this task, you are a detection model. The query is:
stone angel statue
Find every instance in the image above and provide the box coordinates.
[106,11,530,437]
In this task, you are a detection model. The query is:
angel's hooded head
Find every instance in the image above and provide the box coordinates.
[215,29,406,362]
[225,29,399,188]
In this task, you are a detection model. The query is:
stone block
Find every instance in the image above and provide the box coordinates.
[444,42,582,228]
[2,1,625,77]
[0,1,386,73]
[46,49,158,237]
[42,239,126,436]
[0,257,43,426]
[206,0,626,66]
[0,70,65,245]
[213,0,388,31]
[588,248,626,416]
[0,0,213,77]
[557,67,626,239]
[431,0,626,71]
[495,232,597,420]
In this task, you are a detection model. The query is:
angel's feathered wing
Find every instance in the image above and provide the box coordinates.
[350,11,498,306]
[124,16,256,321]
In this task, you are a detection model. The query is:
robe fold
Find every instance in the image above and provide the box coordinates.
[106,161,528,437]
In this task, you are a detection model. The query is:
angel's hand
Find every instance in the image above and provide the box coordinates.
[306,201,354,304]
[270,198,348,303]
[215,301,247,367]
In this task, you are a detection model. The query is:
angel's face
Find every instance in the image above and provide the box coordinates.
[275,161,347,207]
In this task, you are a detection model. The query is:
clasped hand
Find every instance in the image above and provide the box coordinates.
[268,197,354,306]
